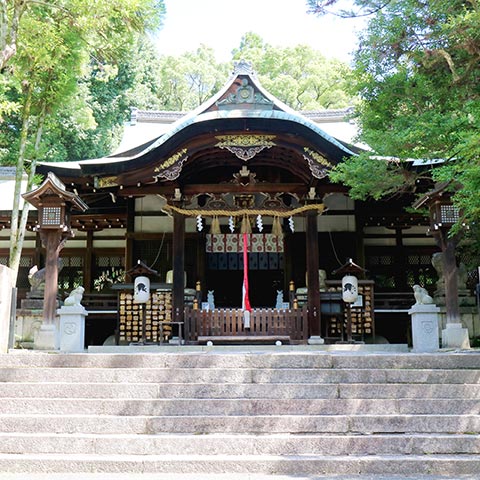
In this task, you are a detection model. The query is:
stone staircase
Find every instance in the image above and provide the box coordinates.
[0,350,479,477]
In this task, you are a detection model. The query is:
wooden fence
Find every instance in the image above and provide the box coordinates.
[184,307,308,342]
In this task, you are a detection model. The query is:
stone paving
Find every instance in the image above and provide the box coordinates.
[0,475,479,480]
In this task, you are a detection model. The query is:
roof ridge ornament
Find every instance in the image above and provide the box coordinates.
[233,59,255,76]
[216,77,274,109]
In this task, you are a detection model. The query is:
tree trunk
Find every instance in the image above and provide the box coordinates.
[8,84,32,285]
[443,237,460,324]
[0,0,27,71]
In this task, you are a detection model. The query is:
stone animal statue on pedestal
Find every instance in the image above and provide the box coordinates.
[207,290,215,310]
[28,259,63,295]
[413,284,434,305]
[64,286,85,307]
[275,290,284,309]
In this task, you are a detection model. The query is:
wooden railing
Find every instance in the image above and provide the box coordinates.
[81,293,117,314]
[184,307,308,342]
[374,292,413,312]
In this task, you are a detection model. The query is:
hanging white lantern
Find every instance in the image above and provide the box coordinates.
[342,274,358,303]
[134,276,150,304]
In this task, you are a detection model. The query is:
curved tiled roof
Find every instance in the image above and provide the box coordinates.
[38,61,358,177]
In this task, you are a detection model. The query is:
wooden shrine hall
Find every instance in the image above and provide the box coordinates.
[8,60,446,347]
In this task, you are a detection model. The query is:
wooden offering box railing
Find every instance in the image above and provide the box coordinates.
[184,307,308,343]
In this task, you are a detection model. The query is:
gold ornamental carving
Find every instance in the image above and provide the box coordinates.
[303,147,333,179]
[215,135,276,161]
[153,148,189,181]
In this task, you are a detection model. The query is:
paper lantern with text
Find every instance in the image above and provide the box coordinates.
[134,276,150,304]
[342,274,358,303]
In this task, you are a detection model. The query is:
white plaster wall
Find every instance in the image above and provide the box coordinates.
[134,216,172,233]
[92,239,126,248]
[92,228,126,237]
[363,238,398,246]
[403,237,437,246]
[135,195,167,212]
[0,168,29,210]
[318,215,356,232]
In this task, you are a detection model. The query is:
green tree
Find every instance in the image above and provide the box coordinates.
[149,33,353,113]
[156,46,230,111]
[308,0,480,233]
[232,32,353,110]
[0,0,164,281]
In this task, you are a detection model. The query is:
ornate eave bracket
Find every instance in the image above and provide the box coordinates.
[153,148,189,181]
[303,147,333,179]
[216,135,276,161]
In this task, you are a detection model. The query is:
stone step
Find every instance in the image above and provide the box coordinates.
[1,367,479,384]
[0,475,478,480]
[0,351,477,477]
[1,414,479,434]
[0,397,478,416]
[1,352,479,370]
[0,452,478,476]
[0,433,479,456]
[0,382,478,399]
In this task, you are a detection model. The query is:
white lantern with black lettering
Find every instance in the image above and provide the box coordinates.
[342,274,358,303]
[134,276,150,304]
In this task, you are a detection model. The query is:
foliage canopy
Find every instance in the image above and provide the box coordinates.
[309,0,480,234]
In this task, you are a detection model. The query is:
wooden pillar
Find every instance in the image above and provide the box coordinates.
[40,230,67,324]
[84,231,93,292]
[125,198,135,274]
[306,211,321,338]
[197,232,206,299]
[172,211,185,325]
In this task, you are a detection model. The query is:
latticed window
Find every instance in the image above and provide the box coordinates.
[92,254,126,291]
[366,247,437,292]
[58,256,84,293]
[368,255,394,266]
[96,256,123,268]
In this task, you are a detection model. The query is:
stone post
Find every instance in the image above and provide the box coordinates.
[408,303,440,352]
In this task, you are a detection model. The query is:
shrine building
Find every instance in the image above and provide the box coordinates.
[3,60,470,348]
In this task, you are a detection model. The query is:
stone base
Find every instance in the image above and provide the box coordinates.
[58,305,88,352]
[442,323,471,349]
[307,336,325,345]
[34,323,59,350]
[436,306,479,339]
[408,303,440,353]
[15,310,43,346]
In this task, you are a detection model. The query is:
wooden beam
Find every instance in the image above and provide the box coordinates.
[117,183,309,197]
